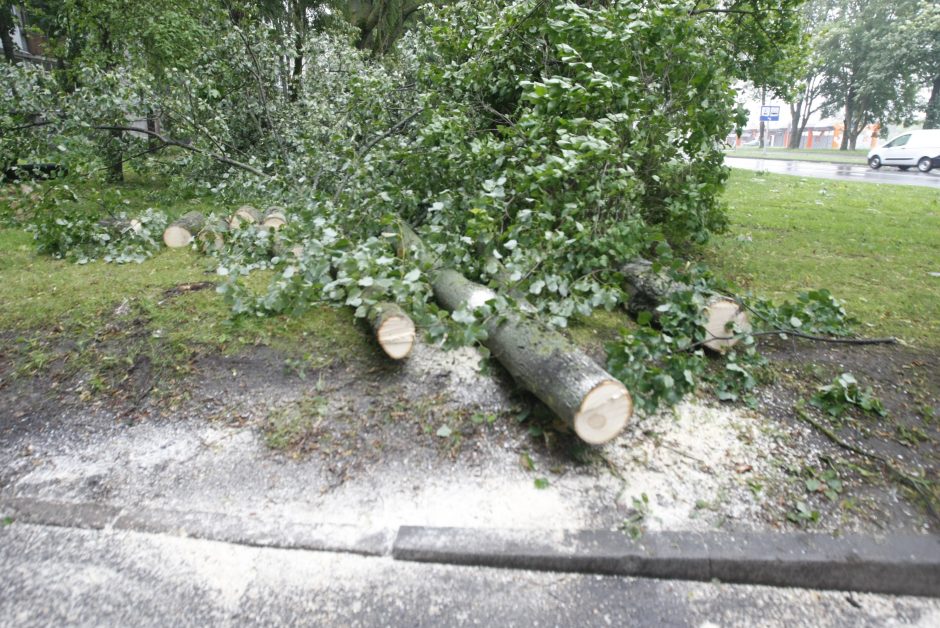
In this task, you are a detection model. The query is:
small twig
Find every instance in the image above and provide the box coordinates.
[795,409,939,522]
[684,329,897,352]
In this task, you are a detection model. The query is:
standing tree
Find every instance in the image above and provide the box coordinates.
[816,0,921,150]
[892,2,940,129]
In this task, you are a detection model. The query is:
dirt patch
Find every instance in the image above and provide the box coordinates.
[1,323,937,535]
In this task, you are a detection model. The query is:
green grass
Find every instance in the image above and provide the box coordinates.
[0,175,375,388]
[708,169,940,348]
[726,147,869,165]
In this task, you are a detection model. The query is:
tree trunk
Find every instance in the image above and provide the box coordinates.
[924,75,940,130]
[367,301,415,359]
[106,128,124,182]
[163,211,206,248]
[396,223,632,444]
[620,259,750,352]
[788,101,802,149]
[0,4,17,64]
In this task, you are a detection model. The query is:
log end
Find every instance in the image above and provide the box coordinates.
[377,314,416,360]
[163,225,193,248]
[573,379,632,445]
[702,298,751,352]
[262,217,287,230]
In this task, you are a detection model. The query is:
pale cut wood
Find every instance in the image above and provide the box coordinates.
[262,206,287,230]
[163,211,206,248]
[394,223,632,444]
[228,205,262,229]
[621,258,750,352]
[368,302,416,359]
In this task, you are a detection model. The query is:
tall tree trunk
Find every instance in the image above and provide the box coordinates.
[788,101,802,148]
[840,107,852,151]
[288,0,306,102]
[925,75,940,130]
[0,4,18,64]
[106,128,124,182]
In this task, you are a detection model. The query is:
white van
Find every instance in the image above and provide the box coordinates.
[868,129,940,172]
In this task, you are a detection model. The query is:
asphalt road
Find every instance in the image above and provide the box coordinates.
[726,157,940,189]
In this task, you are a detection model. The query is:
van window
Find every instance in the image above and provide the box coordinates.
[884,134,911,148]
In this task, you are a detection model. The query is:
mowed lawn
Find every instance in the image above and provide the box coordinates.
[708,169,940,348]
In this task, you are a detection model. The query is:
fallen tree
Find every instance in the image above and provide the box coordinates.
[621,259,750,352]
[396,223,632,444]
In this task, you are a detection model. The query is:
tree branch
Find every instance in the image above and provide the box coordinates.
[95,126,271,178]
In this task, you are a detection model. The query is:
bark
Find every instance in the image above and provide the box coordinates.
[396,223,632,444]
[163,211,206,248]
[106,128,124,182]
[0,4,17,64]
[620,259,750,352]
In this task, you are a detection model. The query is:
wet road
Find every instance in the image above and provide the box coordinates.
[726,157,940,189]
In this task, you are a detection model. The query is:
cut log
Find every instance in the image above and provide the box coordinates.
[367,301,416,359]
[262,206,287,230]
[228,205,262,229]
[433,269,631,444]
[196,217,229,253]
[621,259,750,352]
[163,211,206,248]
[394,223,631,444]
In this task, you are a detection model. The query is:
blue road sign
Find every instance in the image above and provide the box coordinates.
[760,105,780,122]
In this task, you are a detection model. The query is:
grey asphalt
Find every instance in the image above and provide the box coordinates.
[726,157,940,188]
[3,522,940,627]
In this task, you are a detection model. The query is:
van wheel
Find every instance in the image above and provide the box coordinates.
[868,156,882,169]
[918,157,933,173]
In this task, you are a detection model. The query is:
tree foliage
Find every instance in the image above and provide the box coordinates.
[3,0,809,348]
[812,0,924,149]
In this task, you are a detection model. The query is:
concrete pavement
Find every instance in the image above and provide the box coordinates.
[3,522,940,627]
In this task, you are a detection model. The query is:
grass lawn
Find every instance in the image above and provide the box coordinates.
[726,147,869,165]
[2,169,938,375]
[0,177,374,387]
[708,169,940,348]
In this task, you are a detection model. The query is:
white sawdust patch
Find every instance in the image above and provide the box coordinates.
[602,398,789,531]
[399,342,511,409]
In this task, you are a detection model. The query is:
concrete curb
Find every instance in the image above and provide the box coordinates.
[3,497,939,597]
[0,497,391,556]
[393,526,940,597]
